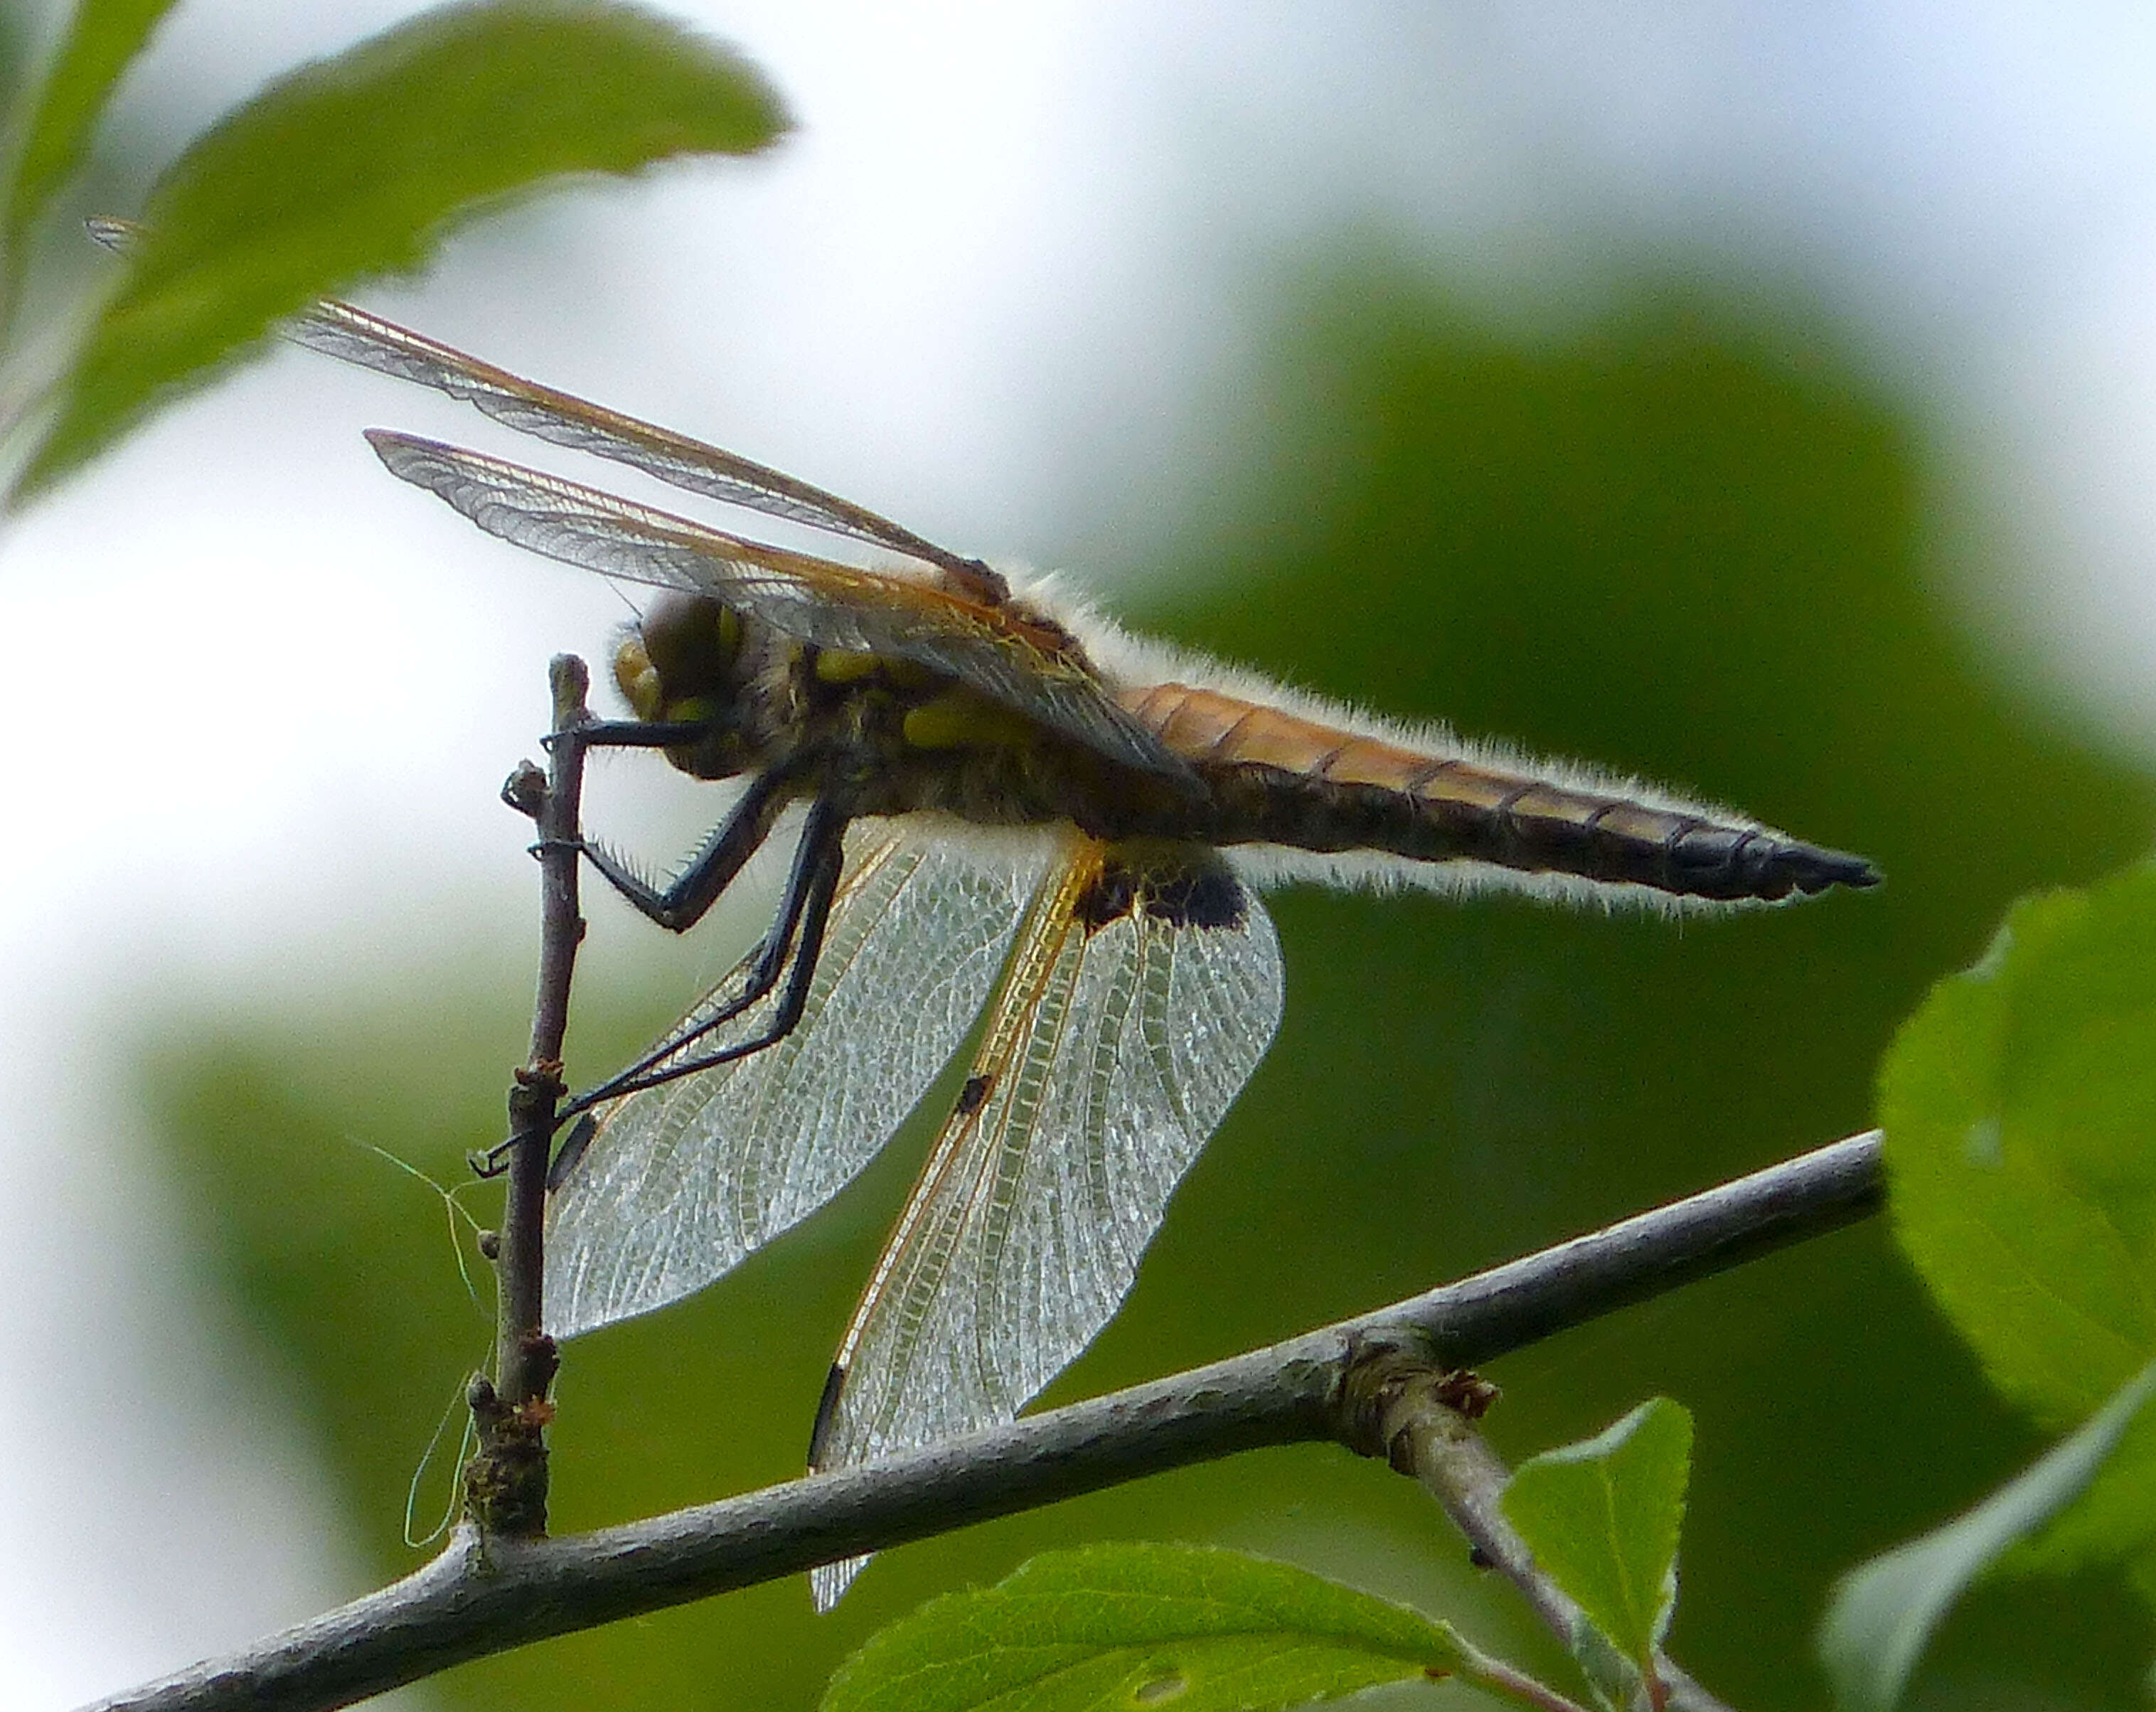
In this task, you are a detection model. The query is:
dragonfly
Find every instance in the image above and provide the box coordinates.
[274,274,1876,1605]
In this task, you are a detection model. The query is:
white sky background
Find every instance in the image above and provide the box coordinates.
[4,2,2156,1702]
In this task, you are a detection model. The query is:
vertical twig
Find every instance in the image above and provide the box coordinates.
[466,653,591,1536]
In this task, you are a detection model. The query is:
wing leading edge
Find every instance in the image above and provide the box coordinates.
[366,429,1190,783]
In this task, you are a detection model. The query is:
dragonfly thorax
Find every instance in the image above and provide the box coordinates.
[617,591,1212,837]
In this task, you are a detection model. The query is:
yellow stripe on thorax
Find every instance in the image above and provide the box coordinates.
[902,688,1039,751]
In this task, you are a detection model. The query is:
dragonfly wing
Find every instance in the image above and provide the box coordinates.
[545,822,1046,1337]
[368,432,1190,783]
[806,840,1284,1605]
[289,296,993,582]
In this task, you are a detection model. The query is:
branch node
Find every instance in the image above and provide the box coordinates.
[512,1061,567,1094]
[501,759,548,820]
[1333,1328,1460,1462]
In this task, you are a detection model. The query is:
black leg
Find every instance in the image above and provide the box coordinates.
[582,761,805,932]
[562,796,850,1115]
[550,716,722,751]
[545,1112,599,1194]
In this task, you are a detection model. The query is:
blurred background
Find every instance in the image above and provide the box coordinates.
[4,3,2156,1707]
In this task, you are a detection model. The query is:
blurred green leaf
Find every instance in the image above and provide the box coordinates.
[820,1544,1471,1712]
[1820,1359,2156,1712]
[1881,861,2156,1588]
[1881,863,2156,1431]
[16,0,787,500]
[1,0,181,299]
[1500,1399,1692,1685]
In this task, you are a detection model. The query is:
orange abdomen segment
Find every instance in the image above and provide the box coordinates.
[1119,682,1877,902]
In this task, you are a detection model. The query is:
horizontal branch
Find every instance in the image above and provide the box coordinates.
[87,1128,1882,1712]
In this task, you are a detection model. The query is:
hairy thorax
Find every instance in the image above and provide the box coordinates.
[614,595,1200,842]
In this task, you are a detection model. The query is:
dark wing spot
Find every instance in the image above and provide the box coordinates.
[1079,847,1251,933]
[1074,858,1141,931]
[1143,858,1248,930]
[956,1073,995,1116]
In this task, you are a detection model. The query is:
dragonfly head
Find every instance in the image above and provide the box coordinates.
[617,593,751,779]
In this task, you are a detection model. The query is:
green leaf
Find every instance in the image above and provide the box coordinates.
[1847,862,2156,1695]
[16,0,787,500]
[1879,862,2156,1563]
[820,1544,1471,1712]
[1820,1357,2156,1712]
[2,0,183,284]
[1500,1398,1692,1679]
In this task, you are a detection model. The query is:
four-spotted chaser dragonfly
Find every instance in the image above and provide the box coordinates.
[282,286,1875,1605]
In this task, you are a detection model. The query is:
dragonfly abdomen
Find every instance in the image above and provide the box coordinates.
[1123,682,1877,903]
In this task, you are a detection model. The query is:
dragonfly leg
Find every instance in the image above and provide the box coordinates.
[564,796,850,1112]
[582,759,801,932]
[544,1111,599,1193]
[550,716,721,751]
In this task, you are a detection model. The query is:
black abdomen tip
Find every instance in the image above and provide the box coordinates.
[1729,833,1882,900]
[1777,841,1882,897]
[1661,825,1881,900]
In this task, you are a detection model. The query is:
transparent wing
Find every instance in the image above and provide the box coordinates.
[806,840,1285,1606]
[545,822,1049,1337]
[368,430,1190,782]
[82,216,987,586]
[288,294,1000,585]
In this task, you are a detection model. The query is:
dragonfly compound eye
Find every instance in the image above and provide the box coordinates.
[627,594,745,714]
